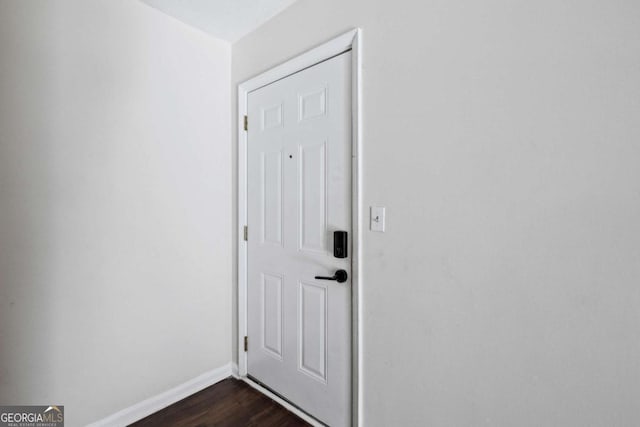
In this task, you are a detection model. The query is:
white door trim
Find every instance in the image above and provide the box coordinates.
[237,28,362,426]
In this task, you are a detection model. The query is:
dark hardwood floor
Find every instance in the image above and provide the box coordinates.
[130,377,311,427]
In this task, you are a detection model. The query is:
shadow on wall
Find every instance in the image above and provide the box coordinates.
[0,1,59,403]
[1,4,233,425]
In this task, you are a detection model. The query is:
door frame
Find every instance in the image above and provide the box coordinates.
[237,29,362,426]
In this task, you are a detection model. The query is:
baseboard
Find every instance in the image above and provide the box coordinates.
[88,363,232,427]
[231,362,239,378]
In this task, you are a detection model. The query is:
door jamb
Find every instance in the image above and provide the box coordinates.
[236,28,362,427]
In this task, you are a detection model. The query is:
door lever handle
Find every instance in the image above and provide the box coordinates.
[315,269,348,283]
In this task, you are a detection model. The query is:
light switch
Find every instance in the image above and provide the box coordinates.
[370,206,386,232]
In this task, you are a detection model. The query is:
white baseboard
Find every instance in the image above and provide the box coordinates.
[88,363,232,427]
[231,362,239,378]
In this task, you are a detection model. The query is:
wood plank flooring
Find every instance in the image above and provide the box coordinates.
[130,377,311,427]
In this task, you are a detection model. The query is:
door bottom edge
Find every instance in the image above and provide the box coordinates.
[242,375,328,427]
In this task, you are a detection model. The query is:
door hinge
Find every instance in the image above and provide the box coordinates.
[243,115,248,131]
[244,336,248,352]
[243,225,248,241]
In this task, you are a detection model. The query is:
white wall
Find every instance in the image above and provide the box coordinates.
[233,0,640,425]
[0,1,231,425]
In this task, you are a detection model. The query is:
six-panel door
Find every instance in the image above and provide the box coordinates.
[247,51,352,427]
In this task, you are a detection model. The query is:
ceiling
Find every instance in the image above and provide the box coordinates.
[140,0,297,43]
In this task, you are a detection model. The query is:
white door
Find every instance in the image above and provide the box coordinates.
[247,51,352,427]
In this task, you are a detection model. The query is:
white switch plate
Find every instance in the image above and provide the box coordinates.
[370,206,386,232]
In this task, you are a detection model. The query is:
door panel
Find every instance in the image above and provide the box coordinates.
[299,281,328,383]
[299,140,327,253]
[262,273,283,359]
[247,51,352,427]
[261,150,283,246]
